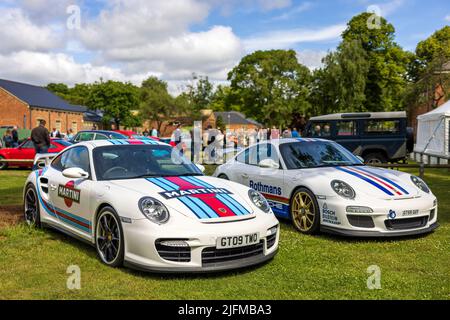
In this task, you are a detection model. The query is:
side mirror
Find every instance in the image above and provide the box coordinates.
[356,156,365,163]
[62,167,89,179]
[195,163,205,172]
[258,158,280,169]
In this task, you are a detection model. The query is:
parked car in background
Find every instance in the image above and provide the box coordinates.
[71,130,126,143]
[114,130,160,141]
[0,138,71,170]
[304,112,413,164]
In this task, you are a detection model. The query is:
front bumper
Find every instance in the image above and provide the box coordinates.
[317,195,438,237]
[122,215,279,273]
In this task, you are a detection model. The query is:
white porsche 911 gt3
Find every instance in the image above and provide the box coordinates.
[23,139,279,272]
[214,138,438,237]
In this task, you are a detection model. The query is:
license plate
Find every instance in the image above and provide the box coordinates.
[217,233,259,249]
[402,209,419,216]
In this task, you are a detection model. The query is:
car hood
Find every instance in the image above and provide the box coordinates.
[109,175,255,222]
[296,165,419,200]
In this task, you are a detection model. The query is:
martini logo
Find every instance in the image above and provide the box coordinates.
[159,187,231,199]
[58,181,80,207]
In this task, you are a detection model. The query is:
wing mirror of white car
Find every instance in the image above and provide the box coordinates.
[62,167,89,179]
[356,156,365,163]
[195,163,205,172]
[258,158,280,169]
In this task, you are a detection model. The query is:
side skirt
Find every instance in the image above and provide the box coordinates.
[41,221,95,247]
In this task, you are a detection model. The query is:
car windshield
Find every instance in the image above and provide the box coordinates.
[280,141,363,169]
[53,139,72,146]
[92,145,202,180]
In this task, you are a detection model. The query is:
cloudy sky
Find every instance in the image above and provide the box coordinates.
[0,0,448,93]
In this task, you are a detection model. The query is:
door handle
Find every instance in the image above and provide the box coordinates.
[50,184,57,191]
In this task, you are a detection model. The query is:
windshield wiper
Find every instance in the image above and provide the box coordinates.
[177,173,204,176]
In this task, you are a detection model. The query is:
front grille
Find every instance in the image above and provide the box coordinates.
[347,215,375,228]
[202,241,264,266]
[385,216,428,230]
[266,233,276,249]
[155,239,191,262]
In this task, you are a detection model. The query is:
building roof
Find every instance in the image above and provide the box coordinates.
[0,79,85,113]
[310,111,406,121]
[214,111,262,127]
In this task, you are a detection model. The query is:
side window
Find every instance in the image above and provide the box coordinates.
[51,147,90,174]
[310,122,332,137]
[236,148,249,164]
[337,121,356,136]
[94,134,108,140]
[77,132,95,142]
[257,143,278,164]
[364,120,400,135]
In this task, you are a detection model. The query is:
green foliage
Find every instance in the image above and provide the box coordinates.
[228,49,311,127]
[416,26,450,66]
[87,80,140,128]
[46,83,92,106]
[310,40,369,114]
[139,77,177,132]
[215,115,225,130]
[186,74,214,112]
[341,13,411,111]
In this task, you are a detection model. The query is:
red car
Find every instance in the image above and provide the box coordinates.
[0,138,71,170]
[114,130,160,141]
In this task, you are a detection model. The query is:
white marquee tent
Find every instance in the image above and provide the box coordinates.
[414,100,450,159]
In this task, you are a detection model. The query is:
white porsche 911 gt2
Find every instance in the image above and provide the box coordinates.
[214,138,438,237]
[23,139,279,272]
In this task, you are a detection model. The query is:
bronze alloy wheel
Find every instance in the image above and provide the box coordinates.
[290,188,320,234]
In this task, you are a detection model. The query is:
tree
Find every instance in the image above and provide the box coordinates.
[310,40,370,114]
[87,80,139,128]
[139,77,176,133]
[341,12,411,111]
[186,74,214,112]
[227,49,311,127]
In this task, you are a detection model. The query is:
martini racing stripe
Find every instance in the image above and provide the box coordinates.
[178,197,213,219]
[357,167,409,195]
[336,167,394,196]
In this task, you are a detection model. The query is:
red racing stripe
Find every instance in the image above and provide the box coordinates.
[164,176,200,190]
[346,167,402,196]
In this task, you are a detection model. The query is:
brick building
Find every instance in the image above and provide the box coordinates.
[214,111,262,131]
[0,79,85,133]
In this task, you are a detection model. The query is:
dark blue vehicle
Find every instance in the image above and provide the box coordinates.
[71,130,126,143]
[304,111,413,164]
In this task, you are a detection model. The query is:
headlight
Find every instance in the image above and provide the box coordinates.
[410,176,430,193]
[248,189,271,213]
[138,197,170,224]
[331,180,355,199]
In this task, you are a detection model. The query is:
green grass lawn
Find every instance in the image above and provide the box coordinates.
[0,167,449,299]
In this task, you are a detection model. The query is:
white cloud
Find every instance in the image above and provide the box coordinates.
[0,51,155,86]
[296,50,327,70]
[243,24,346,52]
[445,14,450,22]
[0,7,62,53]
[269,2,313,21]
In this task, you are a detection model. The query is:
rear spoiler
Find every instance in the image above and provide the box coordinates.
[33,153,56,170]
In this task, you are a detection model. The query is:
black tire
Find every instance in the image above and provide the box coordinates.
[95,206,125,268]
[290,187,320,235]
[24,183,41,228]
[363,152,387,164]
[0,156,8,170]
[218,174,229,180]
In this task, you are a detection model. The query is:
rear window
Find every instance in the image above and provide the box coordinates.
[336,121,356,136]
[363,120,400,135]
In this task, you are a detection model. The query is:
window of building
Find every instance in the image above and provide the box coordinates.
[71,122,78,133]
[55,120,62,131]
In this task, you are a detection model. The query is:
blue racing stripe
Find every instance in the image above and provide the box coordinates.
[357,167,409,195]
[146,178,173,191]
[156,177,179,190]
[221,194,250,214]
[336,167,394,196]
[188,197,218,218]
[216,194,244,215]
[179,197,209,219]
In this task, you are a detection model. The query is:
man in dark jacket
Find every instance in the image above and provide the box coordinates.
[31,120,50,153]
[11,126,19,147]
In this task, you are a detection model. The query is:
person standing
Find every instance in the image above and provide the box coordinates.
[11,126,19,147]
[291,127,300,138]
[2,129,13,148]
[50,127,61,138]
[173,124,183,154]
[65,128,74,141]
[31,120,50,154]
[151,127,158,138]
[142,128,149,137]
